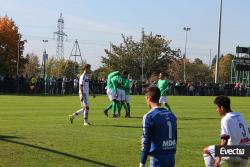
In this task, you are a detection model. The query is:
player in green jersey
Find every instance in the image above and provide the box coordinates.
[103,71,120,117]
[156,73,172,111]
[104,71,129,117]
[114,71,129,117]
[122,71,131,117]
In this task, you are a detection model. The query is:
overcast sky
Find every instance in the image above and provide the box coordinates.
[1,0,250,69]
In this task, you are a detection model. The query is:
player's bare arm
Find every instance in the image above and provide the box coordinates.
[214,138,228,167]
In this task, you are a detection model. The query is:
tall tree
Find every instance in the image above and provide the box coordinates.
[212,54,234,82]
[193,58,203,64]
[23,53,41,77]
[102,33,181,79]
[0,16,26,76]
[187,59,210,82]
[167,59,183,81]
[94,67,109,80]
[46,57,85,78]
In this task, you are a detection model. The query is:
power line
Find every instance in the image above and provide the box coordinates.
[23,35,109,46]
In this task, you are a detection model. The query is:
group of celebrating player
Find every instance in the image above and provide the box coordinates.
[68,64,250,167]
[103,70,131,118]
[103,70,173,118]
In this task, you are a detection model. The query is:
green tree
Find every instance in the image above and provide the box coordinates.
[23,53,41,77]
[94,67,109,80]
[212,54,234,82]
[193,58,203,64]
[102,33,181,79]
[167,59,183,81]
[46,57,85,78]
[170,58,210,82]
[187,58,210,82]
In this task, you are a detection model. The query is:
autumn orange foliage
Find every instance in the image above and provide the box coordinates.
[0,16,25,75]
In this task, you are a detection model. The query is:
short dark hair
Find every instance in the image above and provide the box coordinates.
[145,86,161,103]
[214,95,231,111]
[83,64,91,70]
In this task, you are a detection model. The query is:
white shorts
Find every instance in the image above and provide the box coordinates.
[159,96,167,103]
[106,88,116,101]
[207,145,248,167]
[80,93,89,107]
[125,95,130,103]
[117,89,126,101]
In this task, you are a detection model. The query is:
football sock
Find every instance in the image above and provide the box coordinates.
[117,101,122,114]
[203,154,214,167]
[84,109,88,120]
[127,103,130,113]
[165,103,172,112]
[105,103,112,111]
[122,101,129,113]
[84,119,89,124]
[73,109,83,118]
[112,101,117,116]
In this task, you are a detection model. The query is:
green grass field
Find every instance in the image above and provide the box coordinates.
[0,95,249,167]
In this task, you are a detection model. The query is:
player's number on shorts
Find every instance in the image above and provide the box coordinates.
[239,123,247,138]
[167,121,172,139]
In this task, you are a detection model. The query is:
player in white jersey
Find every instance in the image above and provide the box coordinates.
[69,64,91,126]
[203,96,250,167]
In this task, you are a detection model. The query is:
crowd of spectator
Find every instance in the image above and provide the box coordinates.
[1,75,250,96]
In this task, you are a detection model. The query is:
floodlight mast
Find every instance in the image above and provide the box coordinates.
[215,0,223,84]
[183,27,191,83]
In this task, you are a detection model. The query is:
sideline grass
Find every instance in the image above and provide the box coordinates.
[0,95,249,167]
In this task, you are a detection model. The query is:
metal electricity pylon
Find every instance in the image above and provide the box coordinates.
[54,13,67,59]
[69,40,83,77]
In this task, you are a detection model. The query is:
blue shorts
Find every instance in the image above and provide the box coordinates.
[150,154,175,167]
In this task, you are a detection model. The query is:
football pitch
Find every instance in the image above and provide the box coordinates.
[0,95,249,167]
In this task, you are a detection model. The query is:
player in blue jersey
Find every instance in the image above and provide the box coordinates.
[140,86,177,167]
